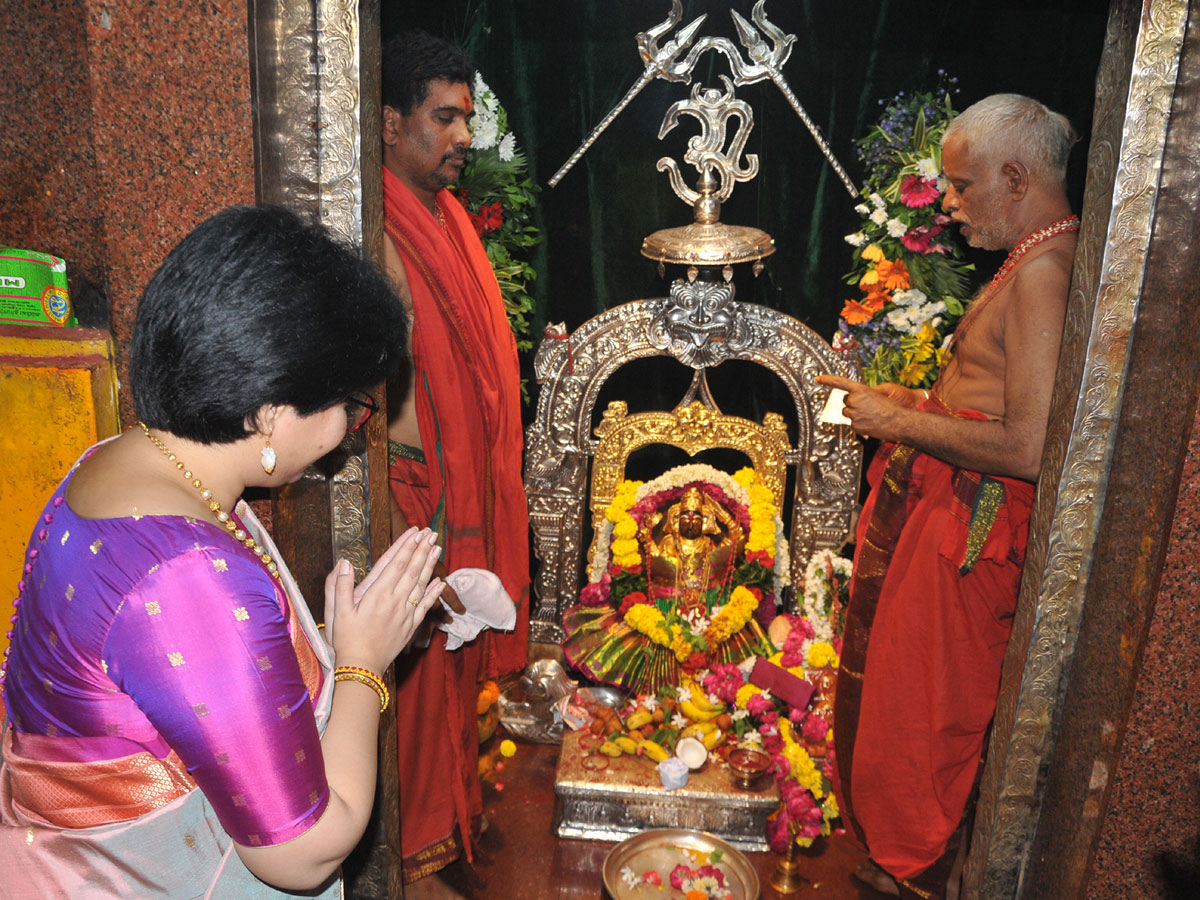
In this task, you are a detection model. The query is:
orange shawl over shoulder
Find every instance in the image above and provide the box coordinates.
[382,168,529,677]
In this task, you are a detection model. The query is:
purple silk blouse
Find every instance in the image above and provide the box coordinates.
[3,459,329,846]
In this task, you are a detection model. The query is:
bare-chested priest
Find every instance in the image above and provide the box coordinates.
[819,94,1078,900]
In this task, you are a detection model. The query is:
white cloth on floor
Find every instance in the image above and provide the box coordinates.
[438,567,516,650]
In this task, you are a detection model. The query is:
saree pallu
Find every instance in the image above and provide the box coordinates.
[0,503,339,900]
[832,397,1034,889]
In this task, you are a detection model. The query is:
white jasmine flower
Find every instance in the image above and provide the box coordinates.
[886,217,908,238]
[869,191,886,209]
[844,231,867,247]
[758,689,772,704]
[741,732,764,747]
[473,72,489,98]
[917,157,940,180]
[707,691,722,708]
[498,132,516,162]
[892,288,927,308]
[869,208,888,226]
[642,695,659,712]
[472,116,499,150]
[854,203,870,216]
[731,708,749,721]
[620,866,639,889]
[672,713,689,730]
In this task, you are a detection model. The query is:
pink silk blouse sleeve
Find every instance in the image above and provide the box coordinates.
[103,546,329,847]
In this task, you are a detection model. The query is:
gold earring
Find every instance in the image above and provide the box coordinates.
[261,434,277,475]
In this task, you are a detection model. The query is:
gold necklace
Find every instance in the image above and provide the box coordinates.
[138,422,280,581]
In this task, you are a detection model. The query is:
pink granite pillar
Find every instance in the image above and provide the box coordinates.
[1086,409,1200,900]
[0,0,256,424]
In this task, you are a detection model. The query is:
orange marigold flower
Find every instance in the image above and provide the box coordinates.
[876,258,911,291]
[862,291,889,313]
[840,299,878,325]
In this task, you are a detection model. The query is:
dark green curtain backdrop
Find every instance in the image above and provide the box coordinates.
[382,0,1108,409]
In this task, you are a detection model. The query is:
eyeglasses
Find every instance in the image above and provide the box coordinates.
[344,391,380,433]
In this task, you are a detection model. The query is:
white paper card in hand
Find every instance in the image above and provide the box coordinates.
[818,388,852,425]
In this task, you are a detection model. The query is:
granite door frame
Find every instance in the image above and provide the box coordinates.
[247,1,401,896]
[246,1,1200,899]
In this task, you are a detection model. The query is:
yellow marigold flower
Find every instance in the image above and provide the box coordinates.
[823,793,840,819]
[769,650,784,667]
[613,518,638,540]
[748,484,774,504]
[746,536,775,554]
[733,467,757,489]
[610,538,640,558]
[807,641,839,669]
[861,243,886,262]
[613,553,642,569]
[735,683,761,708]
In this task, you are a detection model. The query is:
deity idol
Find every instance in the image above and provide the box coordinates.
[642,486,744,617]
[562,477,774,696]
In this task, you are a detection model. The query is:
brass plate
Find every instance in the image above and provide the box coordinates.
[602,828,761,900]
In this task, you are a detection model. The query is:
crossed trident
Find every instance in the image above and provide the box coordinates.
[548,0,859,199]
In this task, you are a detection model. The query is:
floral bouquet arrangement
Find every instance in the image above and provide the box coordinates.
[839,74,974,388]
[453,73,541,352]
[582,464,790,675]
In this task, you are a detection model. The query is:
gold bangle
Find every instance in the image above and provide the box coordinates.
[333,665,390,712]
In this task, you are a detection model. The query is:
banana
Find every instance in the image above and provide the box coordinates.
[679,721,717,741]
[679,699,721,723]
[598,741,623,757]
[701,728,724,750]
[613,735,639,755]
[688,686,722,712]
[625,709,653,730]
[639,740,670,762]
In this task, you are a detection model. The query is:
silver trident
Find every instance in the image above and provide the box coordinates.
[548,1,859,198]
[546,1,707,188]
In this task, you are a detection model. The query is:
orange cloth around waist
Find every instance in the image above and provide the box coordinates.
[2,726,195,829]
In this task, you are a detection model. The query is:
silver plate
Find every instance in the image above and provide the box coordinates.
[602,828,761,900]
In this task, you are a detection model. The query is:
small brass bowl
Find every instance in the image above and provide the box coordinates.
[727,747,772,790]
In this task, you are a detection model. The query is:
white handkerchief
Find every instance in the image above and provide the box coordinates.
[819,388,852,425]
[438,568,517,650]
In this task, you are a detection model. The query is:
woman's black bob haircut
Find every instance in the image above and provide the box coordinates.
[131,205,407,444]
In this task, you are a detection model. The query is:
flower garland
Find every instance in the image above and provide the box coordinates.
[454,73,542,354]
[703,639,840,850]
[581,463,790,670]
[838,74,974,388]
[800,548,852,652]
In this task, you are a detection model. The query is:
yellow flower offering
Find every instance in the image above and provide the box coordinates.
[499,739,517,758]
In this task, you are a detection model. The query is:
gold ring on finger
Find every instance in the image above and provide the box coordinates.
[407,596,421,607]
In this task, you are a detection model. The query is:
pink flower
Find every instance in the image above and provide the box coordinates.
[900,174,940,208]
[702,663,745,704]
[747,693,775,717]
[788,706,808,725]
[669,864,690,889]
[900,224,937,253]
[802,713,830,744]
[579,574,611,607]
